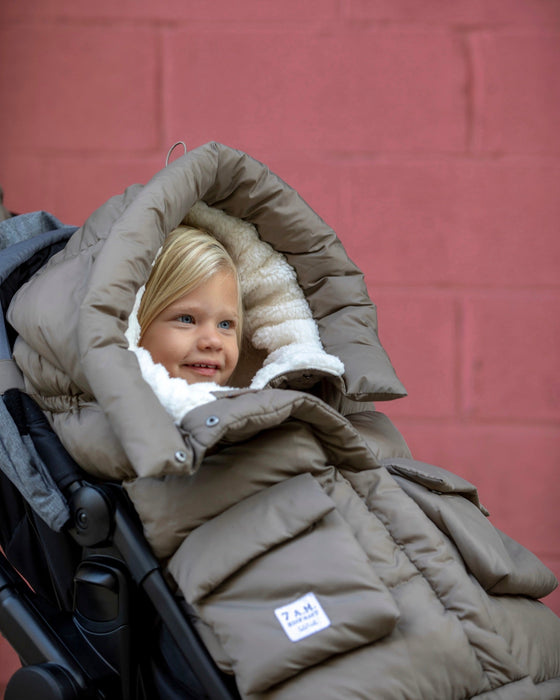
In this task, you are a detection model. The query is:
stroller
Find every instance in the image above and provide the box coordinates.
[0,211,239,699]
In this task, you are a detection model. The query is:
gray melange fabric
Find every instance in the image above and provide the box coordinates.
[0,398,70,531]
[0,210,70,250]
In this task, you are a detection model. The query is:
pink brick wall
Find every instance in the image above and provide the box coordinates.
[1,0,559,691]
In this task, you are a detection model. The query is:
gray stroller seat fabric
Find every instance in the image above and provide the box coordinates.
[0,398,70,531]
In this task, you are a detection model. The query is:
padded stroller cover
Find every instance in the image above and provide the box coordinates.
[7,143,560,699]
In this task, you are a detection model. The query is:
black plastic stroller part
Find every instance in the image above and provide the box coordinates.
[5,663,82,700]
[0,548,99,699]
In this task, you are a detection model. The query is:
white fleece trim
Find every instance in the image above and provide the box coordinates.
[127,201,344,423]
[250,344,344,390]
[133,346,220,423]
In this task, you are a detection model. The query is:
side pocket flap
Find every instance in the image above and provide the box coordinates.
[387,459,557,599]
[383,457,489,514]
[172,473,334,603]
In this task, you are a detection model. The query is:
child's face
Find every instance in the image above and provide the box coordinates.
[140,270,240,386]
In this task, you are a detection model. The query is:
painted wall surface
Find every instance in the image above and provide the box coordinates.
[1,0,559,690]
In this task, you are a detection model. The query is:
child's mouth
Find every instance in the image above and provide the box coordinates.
[187,363,219,376]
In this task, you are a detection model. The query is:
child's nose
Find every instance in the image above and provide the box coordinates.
[198,324,222,349]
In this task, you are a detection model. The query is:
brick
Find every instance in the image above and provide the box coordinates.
[462,293,560,421]
[368,291,457,418]
[0,25,159,153]
[0,156,49,217]
[386,421,560,557]
[340,159,560,286]
[342,0,560,26]
[164,29,466,154]
[2,0,559,26]
[0,0,337,21]
[448,161,560,287]
[471,32,560,154]
[45,156,164,226]
[340,160,459,286]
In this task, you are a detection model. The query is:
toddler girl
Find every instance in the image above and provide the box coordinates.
[137,225,242,387]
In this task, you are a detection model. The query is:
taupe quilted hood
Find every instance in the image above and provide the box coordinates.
[8,142,405,479]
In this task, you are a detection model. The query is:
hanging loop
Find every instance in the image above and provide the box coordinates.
[165,141,187,166]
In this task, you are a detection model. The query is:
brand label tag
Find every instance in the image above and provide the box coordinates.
[274,592,331,642]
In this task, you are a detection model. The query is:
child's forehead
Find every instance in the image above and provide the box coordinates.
[168,271,240,311]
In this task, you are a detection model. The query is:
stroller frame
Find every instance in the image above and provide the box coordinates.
[0,213,238,699]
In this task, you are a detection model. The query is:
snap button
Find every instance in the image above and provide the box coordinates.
[205,415,220,427]
[175,450,187,463]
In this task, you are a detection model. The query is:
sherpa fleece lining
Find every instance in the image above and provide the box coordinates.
[126,202,344,424]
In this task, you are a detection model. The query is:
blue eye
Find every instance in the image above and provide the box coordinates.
[178,314,194,324]
[218,320,232,330]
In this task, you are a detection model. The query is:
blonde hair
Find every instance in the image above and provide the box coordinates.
[138,225,242,343]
